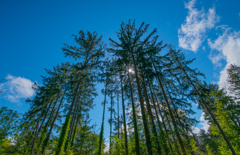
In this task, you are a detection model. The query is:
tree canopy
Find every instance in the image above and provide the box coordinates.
[0,20,239,155]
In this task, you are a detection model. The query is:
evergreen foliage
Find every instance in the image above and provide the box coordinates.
[0,20,239,155]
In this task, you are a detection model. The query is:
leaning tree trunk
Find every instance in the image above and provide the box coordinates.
[109,91,113,155]
[80,111,88,154]
[55,79,81,155]
[163,107,181,155]
[98,81,108,155]
[152,61,187,155]
[42,88,67,154]
[64,103,78,152]
[156,101,174,154]
[120,76,128,155]
[117,92,120,138]
[149,83,170,155]
[71,104,82,147]
[29,97,47,155]
[140,71,162,155]
[38,94,61,151]
[178,61,237,155]
[127,69,141,155]
[30,98,54,155]
[165,85,195,155]
[131,52,152,155]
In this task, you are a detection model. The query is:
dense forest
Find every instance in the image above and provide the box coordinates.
[0,21,240,155]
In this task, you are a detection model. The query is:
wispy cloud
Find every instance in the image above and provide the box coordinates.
[199,112,210,132]
[0,74,35,103]
[178,0,219,52]
[192,111,210,134]
[208,27,240,89]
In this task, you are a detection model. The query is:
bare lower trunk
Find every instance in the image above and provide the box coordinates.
[42,90,67,154]
[132,53,152,155]
[121,77,128,155]
[55,80,81,155]
[153,62,187,155]
[127,71,140,155]
[98,82,108,155]
[157,102,174,154]
[30,98,53,155]
[140,71,161,154]
[149,83,169,155]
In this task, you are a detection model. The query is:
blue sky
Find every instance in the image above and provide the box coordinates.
[1,0,240,145]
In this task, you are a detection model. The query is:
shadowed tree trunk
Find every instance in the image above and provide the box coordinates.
[98,81,108,155]
[55,79,81,155]
[131,52,153,155]
[152,61,187,155]
[127,67,140,155]
[149,83,170,155]
[140,71,162,155]
[120,76,128,155]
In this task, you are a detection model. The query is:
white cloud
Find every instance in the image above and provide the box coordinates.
[192,111,210,135]
[192,126,200,134]
[178,0,219,52]
[104,138,110,153]
[0,74,35,103]
[208,27,240,88]
[199,112,210,132]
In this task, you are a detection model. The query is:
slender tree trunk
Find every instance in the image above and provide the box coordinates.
[30,98,54,155]
[39,95,60,142]
[36,95,62,154]
[65,97,81,152]
[165,85,195,155]
[131,53,152,155]
[42,88,67,154]
[55,79,81,155]
[117,92,120,138]
[110,91,113,155]
[38,99,54,137]
[30,98,46,155]
[71,104,82,147]
[121,76,128,155]
[149,83,169,155]
[164,110,181,155]
[157,102,175,154]
[152,62,187,155]
[140,71,162,155]
[64,104,77,152]
[98,81,108,155]
[159,101,181,155]
[127,69,140,155]
[80,111,88,154]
